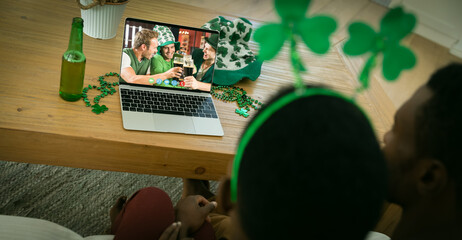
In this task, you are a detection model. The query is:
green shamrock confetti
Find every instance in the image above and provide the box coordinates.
[235,108,249,118]
[91,104,108,114]
[253,0,337,89]
[343,7,417,90]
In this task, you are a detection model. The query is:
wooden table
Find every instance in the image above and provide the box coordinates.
[0,0,395,181]
[0,0,271,180]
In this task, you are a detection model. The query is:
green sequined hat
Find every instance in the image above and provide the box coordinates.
[153,25,180,54]
[201,16,263,86]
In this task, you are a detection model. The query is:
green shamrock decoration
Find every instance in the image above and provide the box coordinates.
[82,72,119,115]
[235,108,249,118]
[253,0,337,88]
[343,7,417,90]
[91,104,108,114]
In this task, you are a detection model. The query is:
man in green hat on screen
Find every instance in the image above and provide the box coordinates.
[152,25,183,77]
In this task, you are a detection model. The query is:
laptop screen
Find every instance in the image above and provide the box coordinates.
[119,18,219,93]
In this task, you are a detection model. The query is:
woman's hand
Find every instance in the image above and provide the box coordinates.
[184,76,211,91]
[184,76,199,90]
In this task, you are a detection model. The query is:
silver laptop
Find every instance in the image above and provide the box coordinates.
[118,18,224,136]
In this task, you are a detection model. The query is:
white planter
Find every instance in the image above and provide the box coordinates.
[79,0,127,39]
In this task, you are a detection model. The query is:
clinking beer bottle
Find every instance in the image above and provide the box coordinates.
[59,17,86,101]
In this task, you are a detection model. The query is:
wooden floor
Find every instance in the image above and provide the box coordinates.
[167,0,462,236]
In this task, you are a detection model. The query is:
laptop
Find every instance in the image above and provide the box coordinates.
[118,18,224,136]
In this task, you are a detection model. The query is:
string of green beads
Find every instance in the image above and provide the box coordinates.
[82,72,120,114]
[211,86,263,117]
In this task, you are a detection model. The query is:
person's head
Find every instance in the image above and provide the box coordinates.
[203,35,218,62]
[133,29,159,59]
[218,85,387,240]
[383,63,462,211]
[160,43,176,61]
[153,25,179,61]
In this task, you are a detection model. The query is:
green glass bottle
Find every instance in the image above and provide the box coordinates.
[59,17,86,101]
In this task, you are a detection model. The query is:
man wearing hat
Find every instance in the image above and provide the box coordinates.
[184,34,218,91]
[152,25,182,78]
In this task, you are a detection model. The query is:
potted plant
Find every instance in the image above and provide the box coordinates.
[76,0,129,39]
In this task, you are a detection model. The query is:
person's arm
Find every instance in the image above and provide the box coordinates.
[184,76,212,91]
[175,195,217,239]
[121,67,182,85]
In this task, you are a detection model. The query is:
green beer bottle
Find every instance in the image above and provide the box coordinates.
[59,17,86,101]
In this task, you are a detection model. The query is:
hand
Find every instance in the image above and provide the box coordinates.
[184,76,199,89]
[164,67,182,79]
[175,195,217,235]
[159,222,181,240]
[159,222,195,240]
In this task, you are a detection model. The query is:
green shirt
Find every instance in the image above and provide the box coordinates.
[152,54,174,76]
[120,48,151,83]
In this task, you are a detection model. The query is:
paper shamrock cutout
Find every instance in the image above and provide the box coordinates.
[253,0,336,88]
[91,104,108,114]
[343,7,417,90]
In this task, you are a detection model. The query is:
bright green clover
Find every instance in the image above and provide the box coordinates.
[92,104,108,114]
[254,0,336,88]
[343,7,417,90]
[235,108,249,118]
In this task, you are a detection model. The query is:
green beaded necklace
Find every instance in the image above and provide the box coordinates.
[211,86,263,118]
[82,72,120,114]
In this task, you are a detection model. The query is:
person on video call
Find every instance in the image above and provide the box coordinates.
[183,34,217,91]
[120,29,181,85]
[151,25,183,77]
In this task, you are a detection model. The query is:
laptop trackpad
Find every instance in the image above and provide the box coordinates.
[154,115,195,134]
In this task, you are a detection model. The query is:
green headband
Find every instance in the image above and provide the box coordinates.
[231,1,416,203]
[230,87,353,202]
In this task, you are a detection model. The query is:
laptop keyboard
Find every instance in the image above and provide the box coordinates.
[120,88,218,118]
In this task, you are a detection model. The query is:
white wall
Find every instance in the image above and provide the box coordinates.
[390,0,462,58]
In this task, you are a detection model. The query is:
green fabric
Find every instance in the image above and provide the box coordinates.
[201,17,263,86]
[192,47,263,86]
[214,58,263,85]
[152,54,174,77]
[120,48,151,83]
[153,25,180,53]
[192,49,214,83]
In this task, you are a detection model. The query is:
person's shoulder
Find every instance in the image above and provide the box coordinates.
[153,54,165,63]
[122,48,132,54]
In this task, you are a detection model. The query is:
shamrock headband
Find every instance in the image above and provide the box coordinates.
[230,87,353,203]
[231,0,417,203]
